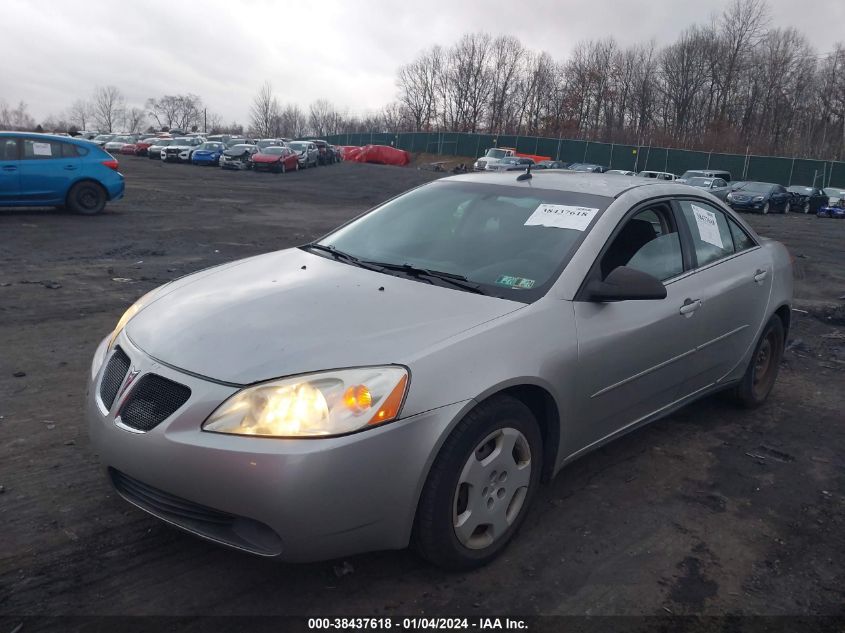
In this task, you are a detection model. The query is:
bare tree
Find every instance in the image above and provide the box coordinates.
[146,94,203,131]
[92,86,125,132]
[250,82,280,138]
[279,103,307,138]
[123,107,148,134]
[0,101,36,130]
[308,99,341,137]
[69,99,91,130]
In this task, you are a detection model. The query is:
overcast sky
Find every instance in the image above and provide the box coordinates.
[3,0,842,125]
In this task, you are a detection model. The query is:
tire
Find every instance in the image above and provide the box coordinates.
[803,202,810,214]
[783,202,790,214]
[66,181,107,215]
[415,395,543,570]
[762,202,770,214]
[295,161,300,171]
[280,162,286,174]
[732,316,785,408]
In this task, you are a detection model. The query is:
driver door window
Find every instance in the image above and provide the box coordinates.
[600,205,684,282]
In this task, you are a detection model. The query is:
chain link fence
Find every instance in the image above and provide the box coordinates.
[314,131,845,187]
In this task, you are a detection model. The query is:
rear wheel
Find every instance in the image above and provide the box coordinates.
[415,395,542,570]
[66,181,107,215]
[733,316,785,408]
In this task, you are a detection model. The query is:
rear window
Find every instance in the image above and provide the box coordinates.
[22,139,64,159]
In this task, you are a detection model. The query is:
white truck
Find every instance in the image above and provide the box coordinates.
[473,147,518,171]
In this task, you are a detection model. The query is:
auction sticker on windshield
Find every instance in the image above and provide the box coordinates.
[524,204,599,231]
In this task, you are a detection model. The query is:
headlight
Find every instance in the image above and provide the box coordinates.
[108,289,157,349]
[202,366,409,438]
[753,196,764,202]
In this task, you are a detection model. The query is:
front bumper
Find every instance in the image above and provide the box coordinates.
[86,333,466,562]
[727,199,765,211]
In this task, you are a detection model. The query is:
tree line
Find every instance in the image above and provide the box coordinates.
[391,0,845,160]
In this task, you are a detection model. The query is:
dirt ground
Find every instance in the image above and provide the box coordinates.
[1,158,843,618]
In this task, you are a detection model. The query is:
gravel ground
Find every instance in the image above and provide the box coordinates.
[0,158,843,618]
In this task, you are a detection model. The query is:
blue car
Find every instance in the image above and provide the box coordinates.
[191,142,226,166]
[0,132,125,214]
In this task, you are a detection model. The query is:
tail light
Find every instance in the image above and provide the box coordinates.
[102,159,119,171]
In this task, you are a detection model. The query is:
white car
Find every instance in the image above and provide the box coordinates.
[103,135,134,151]
[162,137,204,163]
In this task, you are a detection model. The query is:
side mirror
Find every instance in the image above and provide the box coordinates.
[586,266,667,302]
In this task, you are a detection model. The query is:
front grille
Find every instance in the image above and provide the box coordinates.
[109,468,283,555]
[119,374,191,431]
[99,347,130,410]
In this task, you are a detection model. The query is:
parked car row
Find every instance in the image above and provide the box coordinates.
[476,154,843,217]
[117,134,344,171]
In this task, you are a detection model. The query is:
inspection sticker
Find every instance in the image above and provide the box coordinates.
[524,204,599,231]
[691,203,723,249]
[32,142,52,157]
[496,275,535,289]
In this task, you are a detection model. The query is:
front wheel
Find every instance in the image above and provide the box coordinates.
[733,316,785,408]
[415,395,542,570]
[280,162,286,174]
[66,181,107,215]
[784,202,790,214]
[803,202,810,214]
[762,202,770,214]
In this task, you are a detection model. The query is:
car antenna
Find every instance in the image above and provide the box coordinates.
[517,163,532,181]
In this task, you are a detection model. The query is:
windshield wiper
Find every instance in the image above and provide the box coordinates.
[362,260,486,295]
[300,243,384,272]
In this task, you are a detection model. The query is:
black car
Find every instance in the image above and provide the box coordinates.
[567,163,607,173]
[726,182,792,214]
[787,186,828,214]
[534,160,568,170]
[311,139,331,165]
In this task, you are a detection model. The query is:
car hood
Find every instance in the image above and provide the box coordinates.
[168,144,192,150]
[126,248,524,385]
[253,154,281,162]
[223,149,251,157]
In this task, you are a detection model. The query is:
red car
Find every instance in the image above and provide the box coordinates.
[251,146,300,173]
[134,137,167,157]
[120,143,139,156]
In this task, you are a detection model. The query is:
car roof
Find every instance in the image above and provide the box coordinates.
[0,131,103,147]
[442,170,682,198]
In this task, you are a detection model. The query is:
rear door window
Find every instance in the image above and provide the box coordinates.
[21,139,64,160]
[0,138,19,160]
[677,200,736,267]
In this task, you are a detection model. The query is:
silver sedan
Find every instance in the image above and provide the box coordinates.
[87,172,792,569]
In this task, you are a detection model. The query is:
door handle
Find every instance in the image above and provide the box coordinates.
[679,298,701,317]
[1,165,16,171]
[753,269,768,283]
[63,165,78,171]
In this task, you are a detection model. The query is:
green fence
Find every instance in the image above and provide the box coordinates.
[317,131,845,187]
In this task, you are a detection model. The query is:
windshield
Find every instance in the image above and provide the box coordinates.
[788,186,813,194]
[227,144,253,151]
[315,181,610,302]
[261,146,285,155]
[824,188,845,197]
[198,142,223,150]
[94,135,114,141]
[171,137,191,144]
[688,177,714,187]
[485,149,507,159]
[289,142,307,151]
[735,182,773,193]
[569,164,596,172]
[153,140,172,147]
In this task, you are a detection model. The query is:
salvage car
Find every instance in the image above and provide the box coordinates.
[787,186,827,214]
[0,132,124,214]
[637,170,677,181]
[219,143,258,170]
[687,176,730,201]
[87,171,792,568]
[190,142,226,166]
[678,169,732,184]
[726,181,791,214]
[147,139,173,160]
[288,141,319,168]
[251,146,300,173]
[535,161,569,170]
[487,157,535,172]
[163,137,204,163]
[568,163,607,173]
